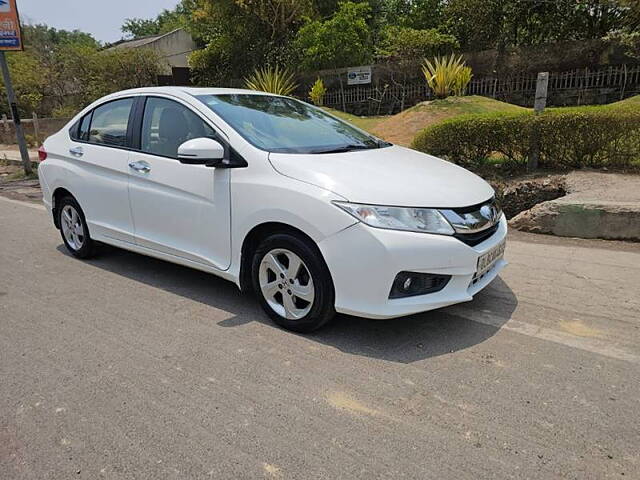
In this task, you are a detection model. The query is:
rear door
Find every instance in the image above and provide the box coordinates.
[127,96,232,270]
[67,97,136,243]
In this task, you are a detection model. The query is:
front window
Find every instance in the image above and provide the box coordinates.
[195,94,389,154]
[141,97,217,159]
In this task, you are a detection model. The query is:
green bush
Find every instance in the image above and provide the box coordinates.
[411,106,640,170]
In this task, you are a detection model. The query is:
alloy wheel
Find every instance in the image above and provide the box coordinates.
[259,248,315,320]
[60,205,85,251]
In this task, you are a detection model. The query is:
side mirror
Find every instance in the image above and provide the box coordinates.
[177,137,225,167]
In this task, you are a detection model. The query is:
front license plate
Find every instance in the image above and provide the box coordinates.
[476,241,506,278]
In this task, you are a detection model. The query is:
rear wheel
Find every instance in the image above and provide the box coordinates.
[58,196,96,259]
[252,233,335,332]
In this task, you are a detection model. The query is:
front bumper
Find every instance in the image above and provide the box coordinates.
[318,215,508,319]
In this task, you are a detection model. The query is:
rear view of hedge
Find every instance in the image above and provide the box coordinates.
[411,106,640,170]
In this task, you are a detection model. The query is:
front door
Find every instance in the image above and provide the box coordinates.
[127,96,232,270]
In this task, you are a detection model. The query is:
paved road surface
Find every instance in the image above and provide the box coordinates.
[1,196,639,479]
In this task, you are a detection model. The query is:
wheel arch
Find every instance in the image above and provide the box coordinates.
[239,222,333,293]
[52,187,75,229]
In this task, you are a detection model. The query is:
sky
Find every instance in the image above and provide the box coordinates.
[17,0,181,43]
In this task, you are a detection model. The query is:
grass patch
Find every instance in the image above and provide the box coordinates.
[322,107,387,133]
[610,94,640,108]
[326,95,526,146]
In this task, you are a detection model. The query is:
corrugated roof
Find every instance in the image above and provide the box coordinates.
[106,29,185,50]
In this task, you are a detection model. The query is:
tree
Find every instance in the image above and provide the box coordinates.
[442,0,504,51]
[235,0,314,40]
[51,45,161,107]
[0,51,47,116]
[188,0,312,85]
[121,18,161,38]
[122,1,193,39]
[376,26,458,62]
[2,23,162,117]
[2,25,100,116]
[381,0,444,30]
[441,0,632,52]
[293,1,373,71]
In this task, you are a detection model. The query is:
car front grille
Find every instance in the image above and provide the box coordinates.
[443,198,502,247]
[454,222,500,246]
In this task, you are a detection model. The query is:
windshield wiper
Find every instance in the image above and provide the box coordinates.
[311,144,376,154]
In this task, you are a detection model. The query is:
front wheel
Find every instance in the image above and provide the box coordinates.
[251,233,335,332]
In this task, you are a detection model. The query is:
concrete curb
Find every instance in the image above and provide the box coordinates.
[509,199,640,241]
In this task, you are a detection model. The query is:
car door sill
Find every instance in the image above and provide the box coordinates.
[94,234,235,280]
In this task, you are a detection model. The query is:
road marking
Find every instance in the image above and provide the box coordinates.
[448,306,640,365]
[0,195,45,211]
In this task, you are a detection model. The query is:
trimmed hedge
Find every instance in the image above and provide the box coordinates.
[411,105,640,170]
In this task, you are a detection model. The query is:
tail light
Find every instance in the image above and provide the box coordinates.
[38,145,47,162]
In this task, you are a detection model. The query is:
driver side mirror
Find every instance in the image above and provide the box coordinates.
[177,137,226,167]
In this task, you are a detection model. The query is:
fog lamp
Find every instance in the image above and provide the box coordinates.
[389,272,451,299]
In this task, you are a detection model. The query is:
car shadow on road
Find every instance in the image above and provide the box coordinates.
[62,244,518,364]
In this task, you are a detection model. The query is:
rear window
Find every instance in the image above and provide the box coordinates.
[88,98,134,147]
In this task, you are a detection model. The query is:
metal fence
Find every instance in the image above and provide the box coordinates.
[320,64,640,115]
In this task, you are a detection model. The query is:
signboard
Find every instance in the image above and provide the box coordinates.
[347,66,372,85]
[0,0,22,51]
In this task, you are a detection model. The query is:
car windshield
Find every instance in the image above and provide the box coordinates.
[195,94,389,154]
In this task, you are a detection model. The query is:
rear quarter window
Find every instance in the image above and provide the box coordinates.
[87,98,134,147]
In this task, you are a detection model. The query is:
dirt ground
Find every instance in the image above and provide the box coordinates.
[0,164,41,203]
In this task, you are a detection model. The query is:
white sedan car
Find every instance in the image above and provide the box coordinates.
[38,87,507,332]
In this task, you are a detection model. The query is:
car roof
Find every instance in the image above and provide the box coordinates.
[113,86,279,97]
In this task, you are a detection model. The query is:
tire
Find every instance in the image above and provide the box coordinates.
[251,233,335,332]
[57,196,96,259]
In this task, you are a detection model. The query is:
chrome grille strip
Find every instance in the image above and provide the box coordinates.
[440,198,502,235]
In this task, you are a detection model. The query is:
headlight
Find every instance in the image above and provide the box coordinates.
[333,201,455,235]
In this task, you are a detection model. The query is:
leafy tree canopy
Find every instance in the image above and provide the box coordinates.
[376,26,458,63]
[293,1,373,71]
[121,2,194,39]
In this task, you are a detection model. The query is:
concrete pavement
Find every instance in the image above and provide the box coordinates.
[1,196,639,479]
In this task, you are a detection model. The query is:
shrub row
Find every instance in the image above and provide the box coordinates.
[410,105,640,170]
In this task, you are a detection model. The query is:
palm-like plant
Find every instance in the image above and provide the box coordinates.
[452,65,473,96]
[422,54,472,98]
[244,65,298,96]
[309,78,327,106]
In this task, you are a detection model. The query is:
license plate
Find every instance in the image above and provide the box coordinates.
[476,241,506,278]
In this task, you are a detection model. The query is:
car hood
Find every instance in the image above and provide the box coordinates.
[268,145,494,208]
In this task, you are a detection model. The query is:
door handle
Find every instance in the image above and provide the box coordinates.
[128,161,151,173]
[69,146,84,157]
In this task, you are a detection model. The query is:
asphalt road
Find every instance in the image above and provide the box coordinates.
[1,196,639,479]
